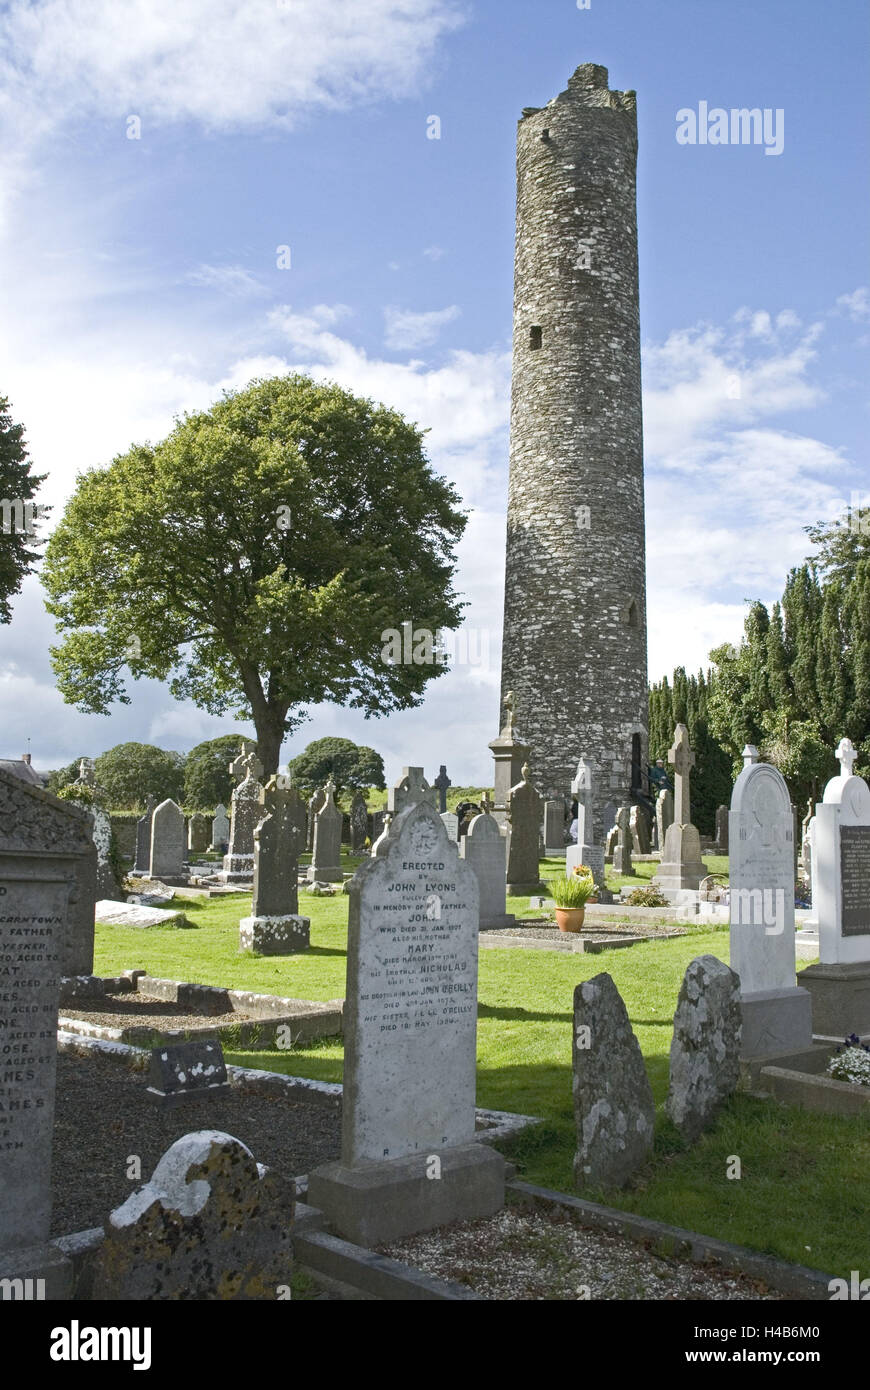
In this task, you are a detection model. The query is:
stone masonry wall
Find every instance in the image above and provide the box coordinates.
[500,63,649,838]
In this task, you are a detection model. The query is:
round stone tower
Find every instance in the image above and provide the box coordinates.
[500,62,649,837]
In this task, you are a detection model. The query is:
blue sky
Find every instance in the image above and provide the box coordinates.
[0,0,867,786]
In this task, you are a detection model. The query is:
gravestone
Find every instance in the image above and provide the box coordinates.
[210,803,229,852]
[655,787,673,858]
[665,955,742,1141]
[0,768,97,977]
[222,746,263,883]
[715,804,729,853]
[240,775,310,954]
[371,809,386,844]
[148,799,186,881]
[349,791,369,854]
[308,801,504,1245]
[134,797,156,875]
[388,767,437,816]
[462,798,515,929]
[187,812,210,855]
[729,745,812,1059]
[506,764,543,895]
[604,824,618,861]
[567,758,605,889]
[307,777,343,882]
[800,738,870,1037]
[543,799,566,856]
[306,787,325,853]
[611,804,633,876]
[433,765,452,814]
[572,972,655,1189]
[488,693,530,830]
[629,804,650,855]
[439,810,459,843]
[0,785,85,1295]
[653,725,706,899]
[146,1039,231,1108]
[798,796,814,884]
[69,758,122,902]
[89,1133,294,1300]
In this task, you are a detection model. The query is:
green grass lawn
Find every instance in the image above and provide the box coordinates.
[94,869,868,1276]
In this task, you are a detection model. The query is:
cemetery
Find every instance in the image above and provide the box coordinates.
[0,6,867,1337]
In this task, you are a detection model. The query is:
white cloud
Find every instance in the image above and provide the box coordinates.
[836,287,870,321]
[422,245,447,261]
[383,304,461,350]
[0,0,463,134]
[186,264,268,298]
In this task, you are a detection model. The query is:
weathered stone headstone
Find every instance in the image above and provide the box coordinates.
[187,812,209,855]
[656,787,673,856]
[543,799,566,855]
[134,796,156,875]
[148,799,186,880]
[388,767,436,816]
[798,796,814,883]
[715,804,729,853]
[629,803,650,855]
[223,746,263,883]
[371,809,386,844]
[308,801,504,1245]
[612,804,633,876]
[506,763,543,895]
[572,972,655,1189]
[567,758,605,888]
[307,777,343,883]
[0,768,97,977]
[240,775,310,954]
[488,695,530,830]
[0,790,83,1295]
[462,801,515,929]
[349,791,368,854]
[439,810,459,843]
[800,738,870,1037]
[653,725,706,899]
[433,765,452,814]
[665,955,741,1141]
[306,787,325,853]
[210,803,229,852]
[604,823,618,860]
[146,1039,231,1107]
[89,1132,294,1300]
[729,745,812,1059]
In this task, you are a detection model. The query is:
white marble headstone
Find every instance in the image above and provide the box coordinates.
[342,801,479,1165]
[812,739,870,964]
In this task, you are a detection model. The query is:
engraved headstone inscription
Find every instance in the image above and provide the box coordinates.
[308,801,504,1246]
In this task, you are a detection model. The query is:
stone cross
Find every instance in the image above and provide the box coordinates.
[742,744,760,768]
[230,740,262,786]
[668,724,695,826]
[480,792,494,815]
[433,765,452,813]
[837,737,858,778]
[571,757,593,796]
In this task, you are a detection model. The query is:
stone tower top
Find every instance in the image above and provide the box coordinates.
[521,63,636,121]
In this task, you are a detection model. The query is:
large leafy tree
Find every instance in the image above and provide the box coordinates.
[0,395,47,622]
[184,734,252,809]
[288,737,386,796]
[93,742,185,810]
[42,375,467,775]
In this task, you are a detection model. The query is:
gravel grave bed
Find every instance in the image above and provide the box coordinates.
[50,1052,340,1237]
[492,923,684,941]
[60,994,252,1032]
[380,1206,782,1301]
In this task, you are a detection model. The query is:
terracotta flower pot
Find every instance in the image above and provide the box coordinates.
[555,907,585,933]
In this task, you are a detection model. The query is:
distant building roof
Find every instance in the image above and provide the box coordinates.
[0,758,49,787]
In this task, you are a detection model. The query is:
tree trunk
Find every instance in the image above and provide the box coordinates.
[253,718,283,779]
